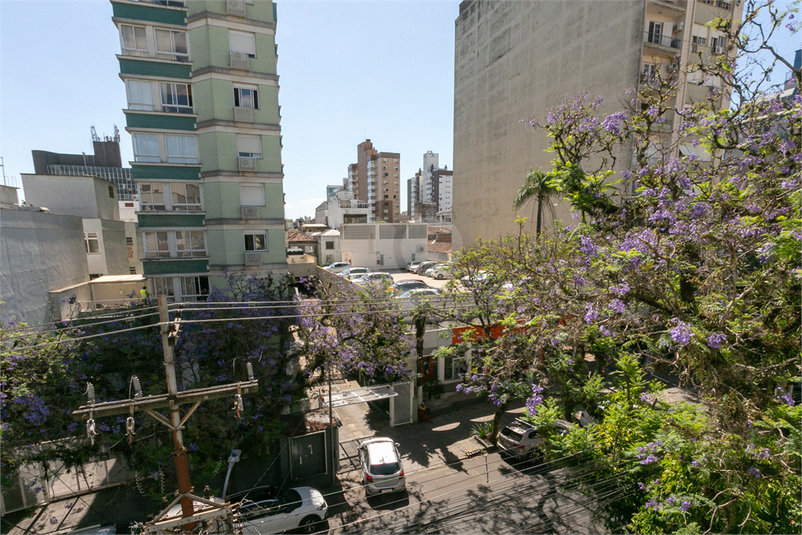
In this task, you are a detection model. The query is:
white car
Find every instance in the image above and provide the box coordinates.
[358,438,406,496]
[230,485,328,534]
[322,262,351,274]
[428,264,454,280]
[356,272,393,285]
[339,266,370,279]
[407,261,423,273]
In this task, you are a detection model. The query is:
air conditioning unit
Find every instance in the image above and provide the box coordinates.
[226,0,246,15]
[677,21,684,30]
[230,51,249,70]
[238,157,257,171]
[244,252,262,266]
[715,46,724,54]
[234,106,253,123]
[241,205,258,219]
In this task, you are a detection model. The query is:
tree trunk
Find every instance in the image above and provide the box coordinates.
[490,401,509,444]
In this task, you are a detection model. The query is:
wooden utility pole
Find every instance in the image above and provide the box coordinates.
[73,296,259,533]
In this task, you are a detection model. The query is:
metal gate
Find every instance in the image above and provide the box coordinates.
[290,431,327,480]
[389,382,413,426]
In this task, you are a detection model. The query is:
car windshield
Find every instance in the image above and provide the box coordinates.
[371,462,400,475]
[501,427,524,441]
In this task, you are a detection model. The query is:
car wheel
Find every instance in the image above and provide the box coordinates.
[299,516,325,534]
[436,274,443,280]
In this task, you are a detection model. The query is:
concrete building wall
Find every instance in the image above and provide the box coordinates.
[452,0,645,249]
[339,223,428,269]
[0,208,89,325]
[21,175,120,220]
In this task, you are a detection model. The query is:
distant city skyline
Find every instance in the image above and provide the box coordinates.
[0,0,458,220]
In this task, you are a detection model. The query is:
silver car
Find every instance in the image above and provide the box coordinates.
[497,418,573,459]
[358,438,406,496]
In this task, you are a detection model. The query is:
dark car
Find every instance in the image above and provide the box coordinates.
[389,279,431,293]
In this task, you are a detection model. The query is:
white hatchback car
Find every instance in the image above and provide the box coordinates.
[358,438,406,496]
[230,485,328,534]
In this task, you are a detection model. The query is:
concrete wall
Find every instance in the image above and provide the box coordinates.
[452,0,645,250]
[21,175,120,220]
[0,208,89,324]
[338,223,428,269]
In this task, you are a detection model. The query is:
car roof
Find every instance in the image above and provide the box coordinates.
[361,438,399,461]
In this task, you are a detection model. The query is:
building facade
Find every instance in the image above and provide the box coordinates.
[452,0,743,249]
[112,0,286,302]
[351,140,401,223]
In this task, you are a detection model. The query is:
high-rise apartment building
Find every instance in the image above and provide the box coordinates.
[407,169,422,221]
[422,150,439,203]
[112,0,286,301]
[350,140,401,223]
[452,0,742,249]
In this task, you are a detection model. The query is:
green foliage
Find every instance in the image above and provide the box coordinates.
[470,420,494,440]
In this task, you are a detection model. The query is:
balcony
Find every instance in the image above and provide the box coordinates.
[643,31,681,50]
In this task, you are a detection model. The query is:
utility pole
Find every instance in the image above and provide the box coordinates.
[73,296,259,533]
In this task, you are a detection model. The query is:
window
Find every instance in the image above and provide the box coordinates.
[691,35,707,53]
[120,24,148,56]
[126,79,154,110]
[133,133,160,162]
[325,241,334,250]
[244,232,267,251]
[152,277,174,299]
[155,29,188,61]
[240,183,265,205]
[647,22,662,45]
[165,135,198,164]
[129,267,137,274]
[234,87,259,109]
[109,185,115,198]
[140,183,166,211]
[160,83,193,113]
[171,183,201,210]
[181,276,209,301]
[85,232,100,254]
[126,237,134,247]
[642,63,657,80]
[175,231,206,257]
[237,135,262,158]
[229,30,256,58]
[144,231,170,258]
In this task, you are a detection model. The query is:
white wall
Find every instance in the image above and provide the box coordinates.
[21,175,120,220]
[0,207,89,324]
[339,223,428,269]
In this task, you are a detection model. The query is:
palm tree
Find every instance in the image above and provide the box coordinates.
[512,169,557,237]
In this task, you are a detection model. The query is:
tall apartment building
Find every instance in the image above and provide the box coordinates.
[452,0,742,249]
[350,140,401,223]
[407,169,422,221]
[112,0,286,302]
[422,150,439,203]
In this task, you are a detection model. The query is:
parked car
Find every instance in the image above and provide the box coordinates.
[322,262,351,274]
[230,485,328,534]
[407,261,423,273]
[389,279,431,293]
[339,266,370,279]
[358,438,406,496]
[497,418,573,460]
[345,272,371,282]
[395,288,441,299]
[428,264,454,280]
[415,261,438,275]
[357,272,393,285]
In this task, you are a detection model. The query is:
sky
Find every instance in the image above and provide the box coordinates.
[0,0,459,220]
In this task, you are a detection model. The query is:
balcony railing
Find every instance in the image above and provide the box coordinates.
[644,31,681,49]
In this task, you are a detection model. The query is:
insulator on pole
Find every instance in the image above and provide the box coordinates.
[86,382,95,404]
[246,362,255,381]
[126,416,136,444]
[131,375,142,398]
[86,419,97,445]
[233,393,243,419]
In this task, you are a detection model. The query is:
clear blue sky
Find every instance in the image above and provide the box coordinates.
[0,0,459,220]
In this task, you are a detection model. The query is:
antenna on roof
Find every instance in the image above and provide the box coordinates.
[91,125,100,142]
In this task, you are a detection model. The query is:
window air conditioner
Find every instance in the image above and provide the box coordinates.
[241,205,259,219]
[244,252,262,266]
[715,46,724,54]
[230,51,249,70]
[234,106,254,123]
[238,157,257,171]
[227,0,246,15]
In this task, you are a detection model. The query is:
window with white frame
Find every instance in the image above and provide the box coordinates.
[155,29,188,61]
[144,231,170,258]
[171,183,201,210]
[229,30,256,58]
[174,230,206,257]
[244,232,267,251]
[240,183,265,205]
[443,355,467,381]
[133,133,160,162]
[165,135,198,164]
[140,182,166,210]
[120,24,148,56]
[126,79,155,110]
[236,135,262,158]
[181,276,209,301]
[152,277,174,299]
[233,86,259,109]
[160,83,193,113]
[85,232,100,254]
[642,63,657,80]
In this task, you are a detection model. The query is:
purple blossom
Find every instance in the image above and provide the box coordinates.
[525,384,544,416]
[749,467,762,479]
[609,299,626,314]
[669,318,694,346]
[781,392,795,406]
[639,454,657,465]
[584,305,599,325]
[707,332,727,349]
[691,460,699,466]
[681,500,691,512]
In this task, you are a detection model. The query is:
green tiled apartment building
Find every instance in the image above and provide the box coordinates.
[112,0,287,301]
